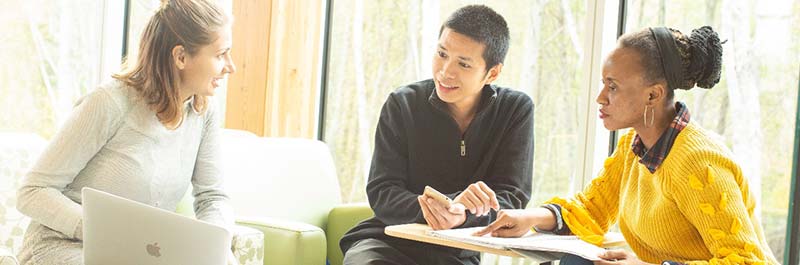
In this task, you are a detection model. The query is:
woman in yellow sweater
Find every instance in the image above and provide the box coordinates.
[474,26,778,265]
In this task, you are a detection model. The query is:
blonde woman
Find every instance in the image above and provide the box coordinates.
[476,26,779,265]
[16,0,236,264]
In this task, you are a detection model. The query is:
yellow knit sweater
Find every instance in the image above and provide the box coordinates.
[547,123,779,264]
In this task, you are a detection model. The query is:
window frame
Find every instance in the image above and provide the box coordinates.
[606,0,627,157]
[317,0,334,141]
[786,67,800,265]
[97,0,128,82]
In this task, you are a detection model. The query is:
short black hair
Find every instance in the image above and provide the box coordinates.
[439,5,510,71]
[618,26,723,97]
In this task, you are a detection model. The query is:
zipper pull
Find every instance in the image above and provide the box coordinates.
[460,140,466,157]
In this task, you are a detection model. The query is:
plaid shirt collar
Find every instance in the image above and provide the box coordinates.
[632,101,691,173]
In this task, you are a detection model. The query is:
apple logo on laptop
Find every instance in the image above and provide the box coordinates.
[146,242,161,258]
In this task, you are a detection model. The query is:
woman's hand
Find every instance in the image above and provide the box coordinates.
[472,209,537,237]
[594,249,656,265]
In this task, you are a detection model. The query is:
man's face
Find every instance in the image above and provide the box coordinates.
[432,28,501,109]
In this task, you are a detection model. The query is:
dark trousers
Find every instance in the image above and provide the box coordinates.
[342,238,480,265]
[559,254,594,265]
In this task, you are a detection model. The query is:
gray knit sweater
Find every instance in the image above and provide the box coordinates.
[16,79,233,242]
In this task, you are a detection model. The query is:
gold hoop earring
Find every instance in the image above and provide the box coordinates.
[643,105,655,127]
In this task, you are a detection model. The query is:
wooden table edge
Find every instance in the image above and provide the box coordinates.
[384,223,627,258]
[384,224,522,258]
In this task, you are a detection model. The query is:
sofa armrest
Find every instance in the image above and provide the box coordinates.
[325,203,374,265]
[231,225,264,265]
[237,217,326,265]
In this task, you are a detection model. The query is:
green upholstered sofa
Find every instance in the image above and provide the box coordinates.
[182,129,374,265]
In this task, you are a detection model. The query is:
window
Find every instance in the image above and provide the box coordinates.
[0,0,232,138]
[0,0,113,138]
[323,0,603,206]
[0,0,121,252]
[127,0,162,64]
[624,0,800,259]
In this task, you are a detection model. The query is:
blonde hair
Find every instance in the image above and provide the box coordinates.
[114,0,230,129]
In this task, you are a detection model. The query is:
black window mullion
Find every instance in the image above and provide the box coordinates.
[785,67,800,265]
[317,0,334,141]
[121,0,132,61]
[608,0,628,156]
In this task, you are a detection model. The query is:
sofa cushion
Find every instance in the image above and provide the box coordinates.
[220,130,342,229]
[237,217,327,265]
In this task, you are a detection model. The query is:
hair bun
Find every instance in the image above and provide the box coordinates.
[683,26,723,89]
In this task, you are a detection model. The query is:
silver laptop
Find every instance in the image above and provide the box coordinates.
[82,187,231,265]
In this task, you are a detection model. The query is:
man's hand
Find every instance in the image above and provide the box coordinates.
[418,195,466,230]
[472,209,537,237]
[453,181,500,216]
[594,249,656,265]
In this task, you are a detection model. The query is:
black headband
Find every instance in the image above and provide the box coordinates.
[649,27,684,90]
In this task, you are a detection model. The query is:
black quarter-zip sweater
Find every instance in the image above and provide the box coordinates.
[340,79,534,261]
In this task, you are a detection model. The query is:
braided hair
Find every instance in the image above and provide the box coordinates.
[619,26,723,96]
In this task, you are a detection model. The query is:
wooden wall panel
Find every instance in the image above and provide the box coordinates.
[225,0,323,139]
[225,0,271,136]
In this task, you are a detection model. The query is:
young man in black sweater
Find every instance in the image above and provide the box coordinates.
[340,5,534,265]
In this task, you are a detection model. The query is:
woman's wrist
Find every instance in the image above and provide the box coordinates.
[531,207,557,231]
